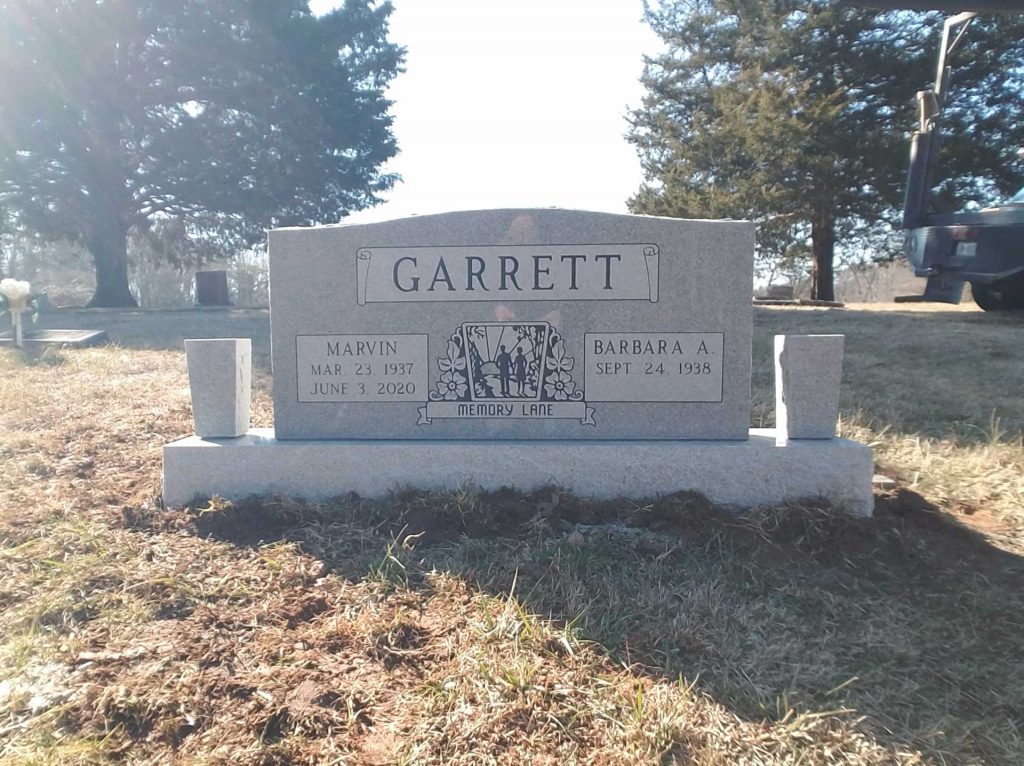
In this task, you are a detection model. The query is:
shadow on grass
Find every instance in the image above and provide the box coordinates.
[130,486,1024,763]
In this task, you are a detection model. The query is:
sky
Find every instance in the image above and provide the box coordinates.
[309,0,661,224]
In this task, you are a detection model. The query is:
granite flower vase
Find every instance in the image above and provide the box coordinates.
[184,338,252,438]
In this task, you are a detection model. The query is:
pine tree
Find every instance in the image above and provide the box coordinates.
[628,1,1023,300]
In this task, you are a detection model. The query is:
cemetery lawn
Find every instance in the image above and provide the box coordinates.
[2,304,1023,765]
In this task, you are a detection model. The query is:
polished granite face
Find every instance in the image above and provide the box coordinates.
[268,208,754,440]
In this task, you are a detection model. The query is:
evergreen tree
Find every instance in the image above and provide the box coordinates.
[0,0,403,307]
[628,1,1024,300]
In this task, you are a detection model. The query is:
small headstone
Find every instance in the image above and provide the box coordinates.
[184,338,251,437]
[195,270,231,306]
[268,209,754,440]
[774,334,844,441]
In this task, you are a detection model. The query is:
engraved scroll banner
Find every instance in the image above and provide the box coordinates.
[355,244,660,305]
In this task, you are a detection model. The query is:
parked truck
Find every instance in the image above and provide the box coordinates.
[847,1,1023,309]
[902,8,1024,309]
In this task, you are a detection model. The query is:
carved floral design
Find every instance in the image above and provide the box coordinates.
[429,331,471,402]
[541,331,583,402]
[438,370,467,400]
[437,339,466,373]
[543,370,576,401]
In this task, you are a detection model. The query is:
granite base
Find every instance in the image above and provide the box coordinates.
[162,429,873,516]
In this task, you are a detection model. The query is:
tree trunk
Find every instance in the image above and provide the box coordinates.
[810,213,836,302]
[87,213,137,308]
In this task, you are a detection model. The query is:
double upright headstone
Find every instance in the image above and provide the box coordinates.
[269,209,753,441]
[164,208,873,515]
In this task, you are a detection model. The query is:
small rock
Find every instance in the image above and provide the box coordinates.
[567,530,585,547]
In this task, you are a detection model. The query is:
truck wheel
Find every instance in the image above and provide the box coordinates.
[972,281,1024,311]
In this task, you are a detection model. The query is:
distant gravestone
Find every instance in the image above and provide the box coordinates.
[195,270,231,306]
[269,209,754,440]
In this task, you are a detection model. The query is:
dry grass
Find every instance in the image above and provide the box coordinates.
[0,304,1023,764]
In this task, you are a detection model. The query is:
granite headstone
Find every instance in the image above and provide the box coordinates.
[268,209,754,441]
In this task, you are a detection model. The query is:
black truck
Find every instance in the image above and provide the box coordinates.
[895,5,1024,309]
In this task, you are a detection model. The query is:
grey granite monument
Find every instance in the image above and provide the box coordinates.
[269,209,752,440]
[163,209,873,515]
